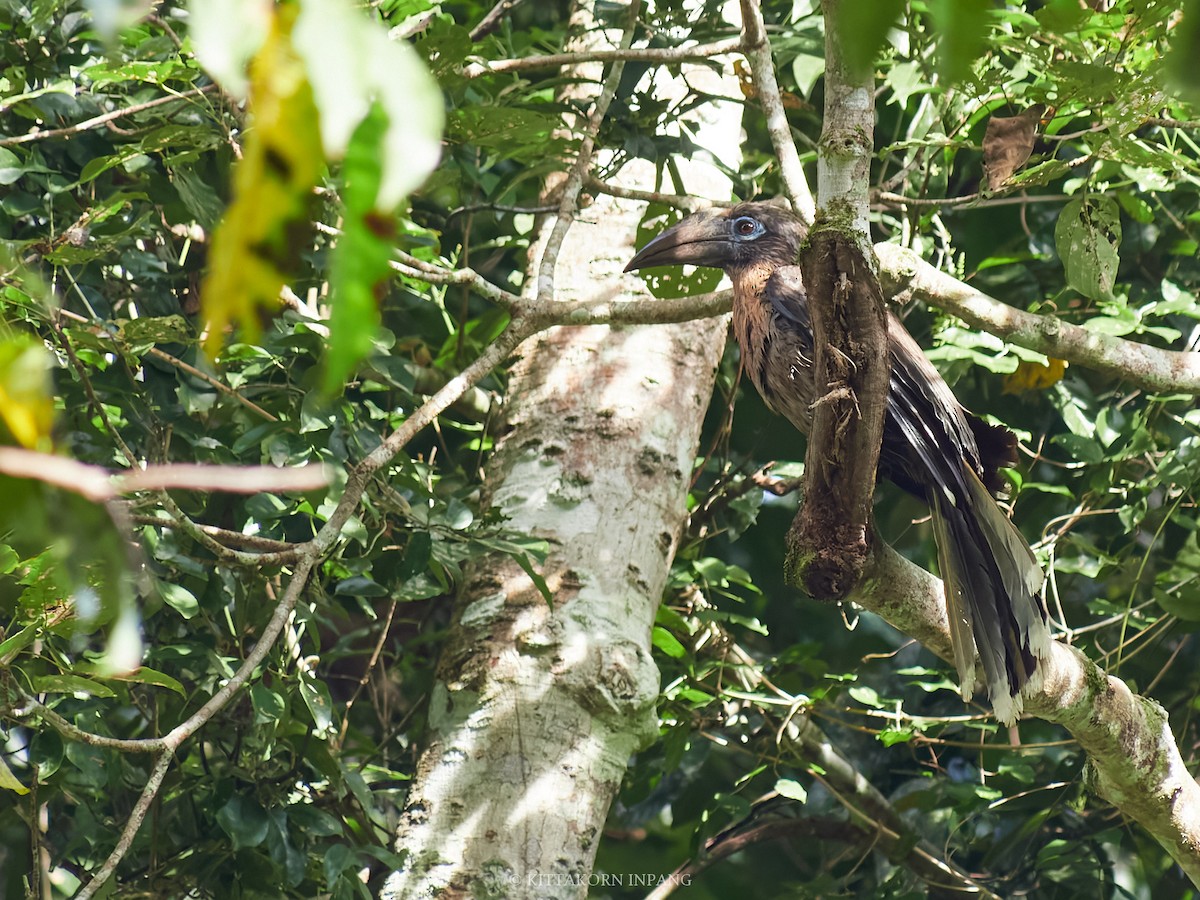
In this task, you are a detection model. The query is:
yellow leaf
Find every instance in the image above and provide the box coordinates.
[1003,357,1067,394]
[0,335,55,450]
[0,754,28,795]
[201,3,324,356]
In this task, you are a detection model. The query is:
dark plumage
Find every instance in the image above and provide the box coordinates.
[625,201,1052,723]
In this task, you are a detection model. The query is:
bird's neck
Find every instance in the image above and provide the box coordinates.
[728,260,782,398]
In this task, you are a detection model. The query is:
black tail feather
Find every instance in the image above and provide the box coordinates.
[931,464,1051,724]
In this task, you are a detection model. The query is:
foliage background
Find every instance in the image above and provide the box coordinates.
[0,0,1199,897]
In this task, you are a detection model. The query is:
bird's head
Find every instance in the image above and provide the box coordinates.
[624,201,806,274]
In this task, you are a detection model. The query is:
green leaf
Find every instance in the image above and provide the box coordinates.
[791,53,826,99]
[299,673,335,736]
[170,166,226,230]
[334,575,390,597]
[117,315,193,347]
[928,0,991,85]
[879,728,915,747]
[74,662,186,697]
[849,685,883,708]
[1035,0,1089,33]
[0,544,18,575]
[1055,196,1121,301]
[323,103,393,392]
[1116,191,1154,225]
[652,626,687,659]
[160,582,200,619]
[30,674,116,698]
[0,625,38,666]
[1156,589,1200,621]
[0,147,26,186]
[513,552,552,606]
[775,777,808,803]
[324,842,356,889]
[886,60,925,109]
[217,795,271,849]
[0,755,28,795]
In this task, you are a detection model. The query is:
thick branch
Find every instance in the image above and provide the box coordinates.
[875,243,1200,395]
[853,539,1200,886]
[788,230,889,600]
[786,0,888,601]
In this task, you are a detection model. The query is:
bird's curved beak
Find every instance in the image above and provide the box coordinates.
[623,210,733,272]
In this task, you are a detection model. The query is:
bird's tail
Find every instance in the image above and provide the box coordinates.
[929,464,1053,724]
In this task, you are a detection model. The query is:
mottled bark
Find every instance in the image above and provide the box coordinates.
[383,3,742,895]
[785,0,889,600]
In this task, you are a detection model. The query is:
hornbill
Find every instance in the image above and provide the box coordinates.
[625,202,1052,723]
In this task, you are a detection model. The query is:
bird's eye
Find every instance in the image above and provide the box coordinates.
[732,216,762,239]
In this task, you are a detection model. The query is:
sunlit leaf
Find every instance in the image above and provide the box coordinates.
[30,674,117,697]
[0,334,55,449]
[652,626,687,659]
[0,755,28,795]
[294,0,443,210]
[775,777,808,803]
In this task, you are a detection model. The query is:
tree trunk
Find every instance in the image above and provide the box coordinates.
[383,4,743,895]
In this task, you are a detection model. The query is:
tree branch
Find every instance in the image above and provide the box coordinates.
[584,176,730,212]
[533,7,639,308]
[788,231,889,599]
[785,0,889,600]
[0,84,220,147]
[461,36,743,79]
[875,243,1200,395]
[468,0,531,41]
[737,0,815,222]
[74,751,175,900]
[853,539,1200,886]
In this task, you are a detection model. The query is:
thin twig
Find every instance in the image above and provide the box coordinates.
[0,84,220,147]
[333,597,399,750]
[129,514,296,552]
[737,1,815,222]
[75,751,175,900]
[469,0,532,41]
[461,36,742,78]
[875,190,1071,210]
[875,243,1200,394]
[584,176,730,212]
[534,4,642,307]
